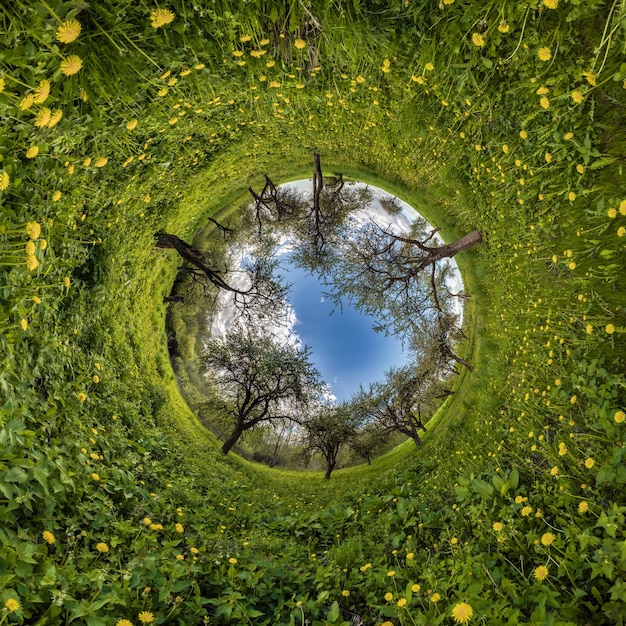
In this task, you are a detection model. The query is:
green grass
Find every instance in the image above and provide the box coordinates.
[1,1,625,625]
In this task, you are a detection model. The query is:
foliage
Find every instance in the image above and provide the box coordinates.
[1,0,625,624]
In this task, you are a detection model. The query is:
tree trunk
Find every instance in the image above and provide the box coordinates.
[421,230,483,269]
[222,425,244,455]
[324,460,336,480]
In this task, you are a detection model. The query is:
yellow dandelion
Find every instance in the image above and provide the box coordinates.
[533,565,549,581]
[411,584,421,593]
[33,79,51,104]
[545,152,552,163]
[586,324,593,334]
[5,598,20,613]
[492,522,503,532]
[294,38,307,50]
[83,156,92,167]
[539,96,550,109]
[20,318,28,331]
[126,119,138,130]
[618,226,626,237]
[26,241,36,256]
[35,108,52,128]
[250,49,267,58]
[142,517,152,526]
[564,131,574,140]
[175,554,184,561]
[341,589,350,597]
[541,532,555,546]
[571,90,583,104]
[451,602,473,624]
[56,19,82,44]
[585,457,595,468]
[550,466,559,476]
[77,392,86,402]
[95,157,108,168]
[568,191,576,201]
[537,47,552,61]
[471,33,485,47]
[384,592,393,601]
[397,598,407,607]
[543,0,558,8]
[157,88,168,97]
[240,34,252,42]
[0,77,4,93]
[232,50,244,58]
[619,199,626,215]
[430,593,441,603]
[43,530,56,544]
[194,63,206,70]
[578,501,589,513]
[583,71,596,86]
[47,109,63,127]
[519,130,528,139]
[576,164,585,174]
[60,55,83,76]
[498,22,510,33]
[115,620,133,626]
[26,145,39,159]
[521,506,533,516]
[175,523,184,533]
[150,8,175,29]
[52,190,62,202]
[228,557,237,564]
[96,542,109,553]
[615,410,625,423]
[260,38,270,46]
[138,611,154,623]
[19,94,35,111]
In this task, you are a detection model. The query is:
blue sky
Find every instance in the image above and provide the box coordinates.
[278,256,408,402]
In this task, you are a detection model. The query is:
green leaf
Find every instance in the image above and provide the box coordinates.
[327,600,340,622]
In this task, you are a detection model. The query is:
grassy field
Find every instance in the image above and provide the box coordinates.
[1,1,625,624]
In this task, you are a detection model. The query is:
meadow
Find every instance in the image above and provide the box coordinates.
[1,1,625,624]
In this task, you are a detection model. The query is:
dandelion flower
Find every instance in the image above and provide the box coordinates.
[19,94,35,110]
[571,90,583,104]
[260,38,270,46]
[47,109,63,127]
[126,119,138,130]
[43,530,56,544]
[35,108,52,128]
[56,19,82,44]
[228,557,237,564]
[77,392,86,402]
[33,79,51,104]
[27,255,40,271]
[150,8,175,29]
[25,145,39,159]
[1,171,11,190]
[60,55,83,76]
[26,222,41,239]
[582,71,596,86]
[550,466,559,476]
[492,522,503,532]
[430,593,441,603]
[618,227,626,237]
[138,611,154,623]
[294,38,307,50]
[471,33,485,47]
[95,157,108,168]
[175,523,184,533]
[605,324,615,334]
[533,565,549,581]
[568,191,576,201]
[397,598,407,607]
[96,542,109,553]
[576,164,584,174]
[20,318,28,331]
[451,602,473,624]
[52,190,62,202]
[585,457,595,468]
[498,22,510,33]
[5,598,20,612]
[619,199,626,215]
[521,506,533,516]
[342,590,350,597]
[0,77,4,93]
[537,47,552,61]
[539,96,550,109]
[115,620,133,626]
[578,501,588,514]
[411,584,421,593]
[615,410,625,423]
[541,532,555,546]
[543,0,558,8]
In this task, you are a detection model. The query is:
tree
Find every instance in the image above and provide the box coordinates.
[349,422,388,465]
[155,230,288,324]
[202,328,321,454]
[303,403,359,479]
[352,365,453,447]
[326,216,481,370]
